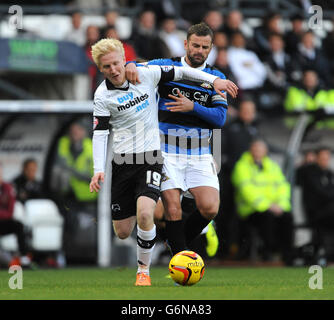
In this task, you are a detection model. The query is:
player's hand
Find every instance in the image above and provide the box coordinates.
[125,62,140,85]
[165,89,194,112]
[89,172,105,193]
[213,79,239,99]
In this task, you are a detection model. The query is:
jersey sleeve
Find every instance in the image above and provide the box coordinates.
[92,94,110,174]
[191,70,228,128]
[211,70,228,108]
[143,64,220,88]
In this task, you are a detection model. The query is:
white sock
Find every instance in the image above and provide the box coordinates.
[137,225,156,275]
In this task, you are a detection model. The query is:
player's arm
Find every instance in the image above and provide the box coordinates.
[90,97,111,193]
[166,71,232,128]
[146,64,237,99]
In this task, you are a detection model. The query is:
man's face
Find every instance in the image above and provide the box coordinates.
[70,124,86,143]
[317,150,331,169]
[302,33,314,49]
[99,51,126,86]
[239,101,256,124]
[185,34,212,67]
[303,71,318,90]
[269,35,283,52]
[250,141,267,163]
[24,162,37,181]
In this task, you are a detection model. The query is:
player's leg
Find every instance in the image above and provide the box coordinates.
[134,151,163,285]
[136,195,157,280]
[160,154,187,256]
[110,158,138,239]
[186,186,220,255]
[112,216,137,239]
[183,155,220,253]
[161,188,186,255]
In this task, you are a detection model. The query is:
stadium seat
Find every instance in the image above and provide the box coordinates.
[24,199,64,251]
[0,201,26,252]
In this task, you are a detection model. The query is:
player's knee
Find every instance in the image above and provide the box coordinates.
[197,203,219,220]
[165,205,182,220]
[137,210,154,228]
[114,228,131,240]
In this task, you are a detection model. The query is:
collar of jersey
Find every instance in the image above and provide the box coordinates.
[181,56,206,71]
[106,78,130,91]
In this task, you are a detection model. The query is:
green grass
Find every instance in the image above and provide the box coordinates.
[0,266,333,300]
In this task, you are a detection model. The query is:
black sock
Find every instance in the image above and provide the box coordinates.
[165,220,186,256]
[184,209,211,246]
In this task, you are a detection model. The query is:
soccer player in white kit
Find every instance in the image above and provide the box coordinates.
[89,38,236,286]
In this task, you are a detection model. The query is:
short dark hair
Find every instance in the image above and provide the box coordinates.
[187,22,214,42]
[315,146,331,154]
[268,32,283,40]
[23,158,37,169]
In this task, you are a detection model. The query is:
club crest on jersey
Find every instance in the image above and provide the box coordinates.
[112,204,121,212]
[200,82,213,89]
[161,66,173,72]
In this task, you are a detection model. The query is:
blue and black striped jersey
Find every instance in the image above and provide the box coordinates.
[147,57,228,155]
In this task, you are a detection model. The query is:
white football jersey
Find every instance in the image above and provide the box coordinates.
[94,65,162,154]
[92,64,218,173]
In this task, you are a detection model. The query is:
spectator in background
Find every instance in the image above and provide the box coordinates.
[12,158,43,204]
[56,122,97,209]
[84,25,101,97]
[217,100,259,258]
[253,12,283,58]
[159,16,186,58]
[262,32,293,112]
[104,26,137,62]
[130,10,170,60]
[222,10,245,40]
[227,31,267,103]
[300,147,334,259]
[202,9,224,33]
[321,16,334,86]
[99,9,119,39]
[206,31,228,66]
[214,47,236,85]
[292,31,331,87]
[231,139,293,264]
[0,163,32,268]
[263,33,293,91]
[295,148,316,188]
[284,69,328,113]
[284,13,305,55]
[64,11,86,47]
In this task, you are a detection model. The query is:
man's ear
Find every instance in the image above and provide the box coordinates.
[184,39,188,50]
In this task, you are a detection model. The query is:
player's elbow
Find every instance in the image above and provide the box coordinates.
[212,116,226,128]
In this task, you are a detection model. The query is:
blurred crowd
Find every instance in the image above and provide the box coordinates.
[52,5,334,115]
[1,2,334,267]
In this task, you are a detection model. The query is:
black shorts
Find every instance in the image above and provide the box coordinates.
[111,150,163,221]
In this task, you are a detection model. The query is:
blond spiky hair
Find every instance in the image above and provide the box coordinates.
[91,38,125,68]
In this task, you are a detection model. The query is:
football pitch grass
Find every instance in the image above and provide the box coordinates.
[0,266,333,300]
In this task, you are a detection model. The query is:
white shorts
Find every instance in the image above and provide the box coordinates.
[161,152,219,192]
